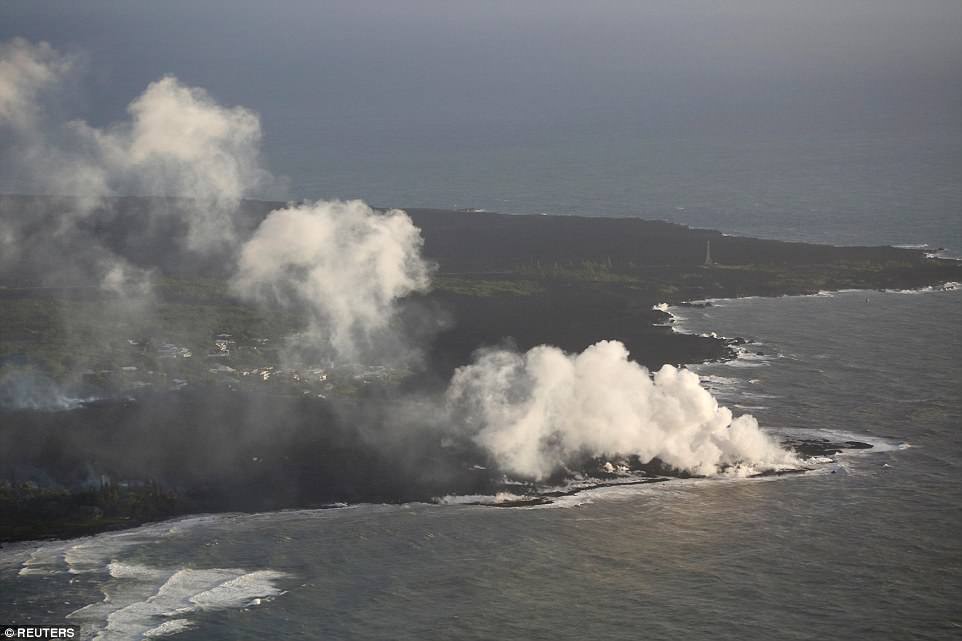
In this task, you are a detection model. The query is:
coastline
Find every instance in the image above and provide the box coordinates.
[657,280,962,351]
[3,197,962,543]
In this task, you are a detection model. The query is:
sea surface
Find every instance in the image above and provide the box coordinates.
[3,3,961,255]
[2,4,961,638]
[2,287,959,640]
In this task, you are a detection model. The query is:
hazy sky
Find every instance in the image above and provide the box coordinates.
[2,1,960,249]
[3,0,959,135]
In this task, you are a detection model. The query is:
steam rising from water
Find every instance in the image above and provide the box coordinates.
[448,340,798,478]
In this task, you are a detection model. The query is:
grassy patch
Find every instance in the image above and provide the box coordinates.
[433,276,544,297]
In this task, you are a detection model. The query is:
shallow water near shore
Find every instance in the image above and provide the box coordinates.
[2,289,960,640]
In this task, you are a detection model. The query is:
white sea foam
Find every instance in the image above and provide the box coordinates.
[694,373,749,399]
[158,513,240,536]
[108,561,169,581]
[925,250,962,261]
[66,538,147,575]
[78,567,289,641]
[18,516,287,640]
[189,570,288,610]
[18,543,70,576]
[142,619,194,638]
[666,313,688,333]
[0,543,40,573]
[698,374,741,387]
[885,281,960,294]
[726,348,777,368]
[15,514,223,578]
[91,568,242,640]
[434,492,527,506]
[525,494,594,509]
[68,566,170,626]
[527,464,810,508]
[674,281,959,315]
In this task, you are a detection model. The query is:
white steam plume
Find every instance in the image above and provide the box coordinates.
[447,340,798,479]
[0,39,110,258]
[0,38,280,261]
[231,200,432,364]
[2,39,796,484]
[0,38,73,131]
[82,75,273,252]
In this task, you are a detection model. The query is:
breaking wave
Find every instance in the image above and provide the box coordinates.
[68,566,289,640]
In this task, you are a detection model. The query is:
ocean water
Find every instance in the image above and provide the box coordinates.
[292,128,962,256]
[2,288,959,640]
[2,5,961,637]
[3,3,961,255]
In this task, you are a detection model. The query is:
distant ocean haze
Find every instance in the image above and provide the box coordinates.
[0,4,960,638]
[1,0,959,252]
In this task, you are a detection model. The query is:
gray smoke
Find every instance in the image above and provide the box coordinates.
[1,37,799,481]
[0,37,280,286]
[0,366,91,411]
[0,37,286,406]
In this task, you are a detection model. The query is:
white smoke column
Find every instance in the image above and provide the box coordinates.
[1,38,279,258]
[0,38,72,131]
[0,37,285,391]
[231,200,432,364]
[0,40,110,243]
[87,76,272,252]
[447,340,798,479]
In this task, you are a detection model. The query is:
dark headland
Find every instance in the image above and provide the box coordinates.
[2,195,960,541]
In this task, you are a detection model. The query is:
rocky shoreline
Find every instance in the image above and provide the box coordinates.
[2,197,961,542]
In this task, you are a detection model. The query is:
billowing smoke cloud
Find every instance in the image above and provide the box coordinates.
[0,37,280,275]
[78,75,273,252]
[1,38,799,488]
[447,340,798,479]
[0,37,283,408]
[232,200,432,364]
[0,38,73,131]
[2,38,430,375]
[0,39,83,266]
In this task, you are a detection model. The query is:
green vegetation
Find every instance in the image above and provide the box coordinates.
[0,480,184,542]
[3,204,961,542]
[2,251,957,384]
[0,279,303,379]
[432,275,544,297]
[517,259,642,284]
